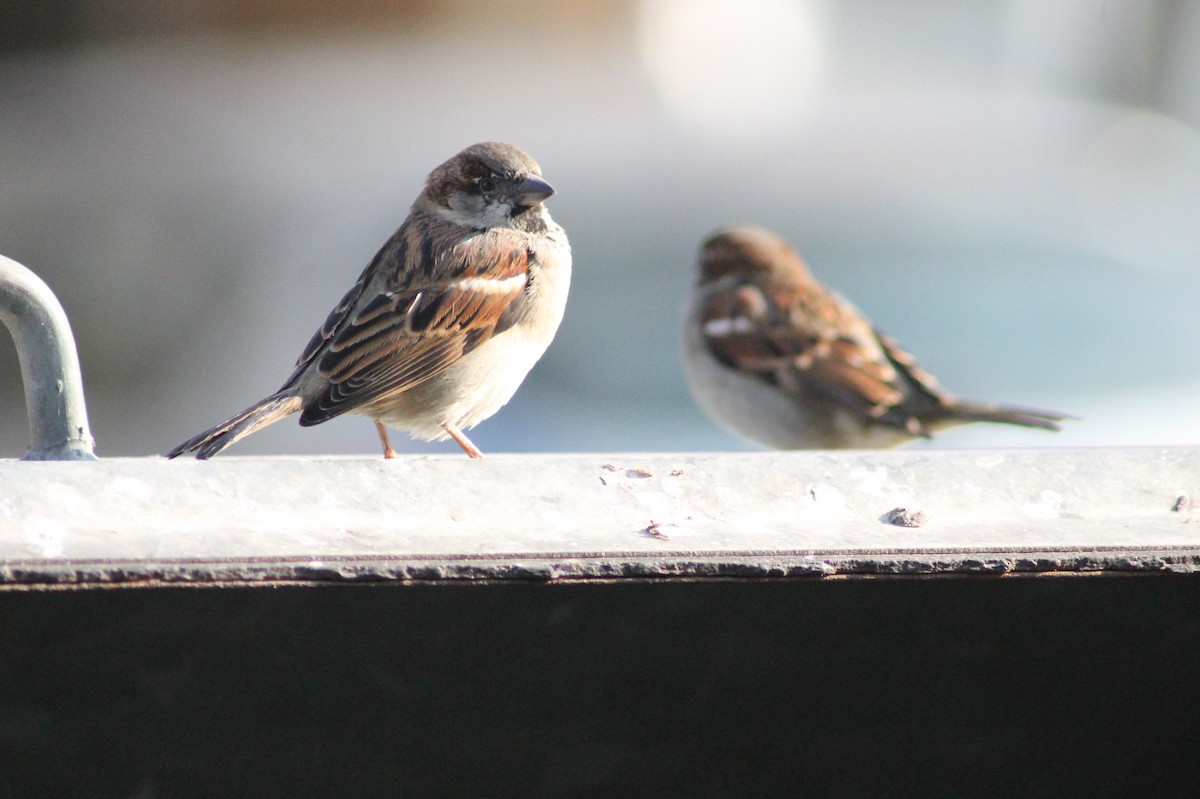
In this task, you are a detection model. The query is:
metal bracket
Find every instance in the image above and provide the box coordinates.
[0,255,97,460]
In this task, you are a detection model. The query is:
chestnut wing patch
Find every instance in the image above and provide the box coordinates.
[295,231,532,425]
[701,282,906,414]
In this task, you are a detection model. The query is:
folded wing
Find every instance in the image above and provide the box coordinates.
[288,225,533,425]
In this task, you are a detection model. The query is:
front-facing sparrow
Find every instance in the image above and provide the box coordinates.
[682,225,1067,449]
[168,141,571,460]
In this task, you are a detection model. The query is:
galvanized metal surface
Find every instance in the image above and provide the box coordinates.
[0,255,96,461]
[1,448,1197,587]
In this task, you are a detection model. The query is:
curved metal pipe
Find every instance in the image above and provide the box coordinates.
[0,255,97,460]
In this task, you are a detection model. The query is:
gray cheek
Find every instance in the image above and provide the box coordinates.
[448,193,486,215]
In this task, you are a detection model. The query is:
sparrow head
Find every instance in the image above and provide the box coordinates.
[420,142,556,229]
[698,225,812,285]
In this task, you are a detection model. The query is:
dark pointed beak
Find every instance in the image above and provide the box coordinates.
[511,175,555,207]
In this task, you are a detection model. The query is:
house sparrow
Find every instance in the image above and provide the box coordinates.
[168,141,571,460]
[682,225,1067,449]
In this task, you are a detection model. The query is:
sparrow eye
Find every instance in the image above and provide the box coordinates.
[477,176,496,193]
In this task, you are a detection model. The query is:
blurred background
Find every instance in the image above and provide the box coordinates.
[1,0,1198,458]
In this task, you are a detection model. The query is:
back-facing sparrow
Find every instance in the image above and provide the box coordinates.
[168,141,571,460]
[682,225,1067,449]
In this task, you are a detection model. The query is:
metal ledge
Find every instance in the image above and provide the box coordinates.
[1,448,1197,588]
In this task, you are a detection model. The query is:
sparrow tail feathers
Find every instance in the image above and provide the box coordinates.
[166,394,304,459]
[944,401,1070,432]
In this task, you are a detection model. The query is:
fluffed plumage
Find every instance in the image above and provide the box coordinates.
[168,141,571,459]
[682,225,1068,449]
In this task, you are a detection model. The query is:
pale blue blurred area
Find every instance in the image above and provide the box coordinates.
[1,0,1198,457]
